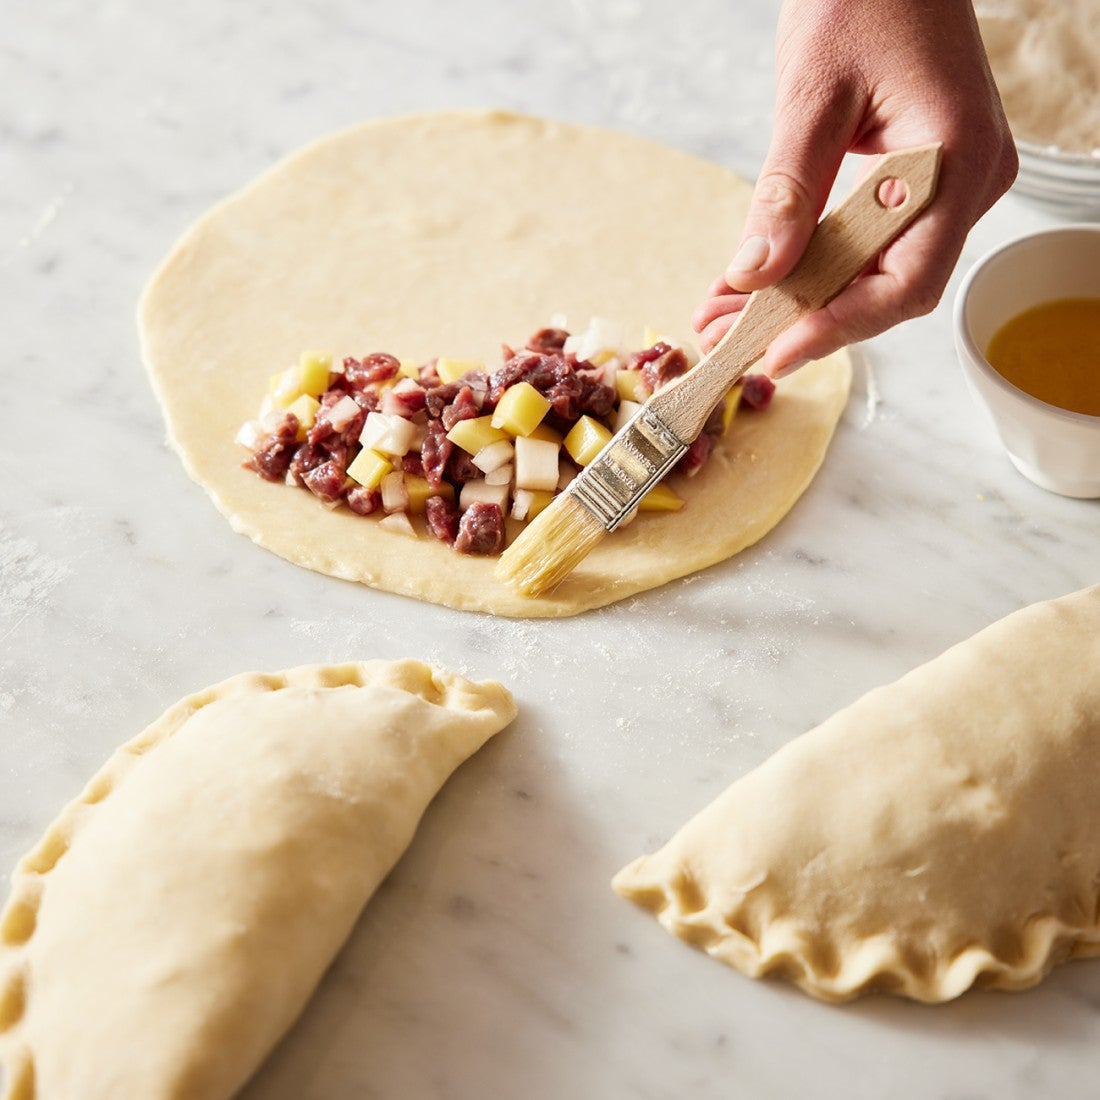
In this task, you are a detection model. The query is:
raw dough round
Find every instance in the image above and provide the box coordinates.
[140,111,850,617]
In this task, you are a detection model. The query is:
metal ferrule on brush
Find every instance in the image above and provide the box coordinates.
[570,407,688,531]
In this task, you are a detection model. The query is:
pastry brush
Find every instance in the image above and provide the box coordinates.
[496,143,942,598]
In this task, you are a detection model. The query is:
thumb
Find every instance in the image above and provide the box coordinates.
[726,84,861,293]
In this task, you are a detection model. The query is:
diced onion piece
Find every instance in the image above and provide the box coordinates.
[593,357,620,387]
[377,511,417,538]
[298,351,332,397]
[257,394,275,419]
[484,463,514,487]
[514,436,561,492]
[286,393,321,442]
[235,420,262,449]
[511,488,554,521]
[346,448,392,490]
[380,470,410,514]
[446,415,508,456]
[358,411,391,451]
[459,478,509,513]
[435,357,483,384]
[563,415,613,466]
[613,398,643,433]
[721,385,743,434]
[260,408,287,433]
[378,416,418,456]
[328,394,362,432]
[638,483,684,512]
[615,368,647,404]
[358,411,418,456]
[491,381,551,437]
[563,316,624,364]
[472,438,515,474]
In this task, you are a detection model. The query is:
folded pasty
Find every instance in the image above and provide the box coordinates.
[0,660,515,1098]
[613,585,1100,1003]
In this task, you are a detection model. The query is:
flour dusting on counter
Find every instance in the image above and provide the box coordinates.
[0,523,72,639]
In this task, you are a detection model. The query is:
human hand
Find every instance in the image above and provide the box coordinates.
[692,0,1018,377]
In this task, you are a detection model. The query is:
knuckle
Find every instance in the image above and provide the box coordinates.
[905,281,943,319]
[995,141,1020,195]
[753,172,813,223]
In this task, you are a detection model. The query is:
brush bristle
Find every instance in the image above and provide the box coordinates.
[495,492,609,597]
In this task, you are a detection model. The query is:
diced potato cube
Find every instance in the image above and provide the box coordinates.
[514,436,561,492]
[269,366,303,408]
[511,488,554,521]
[638,483,684,512]
[615,368,647,403]
[286,393,321,442]
[405,475,452,514]
[612,399,643,433]
[459,478,509,512]
[721,386,743,434]
[346,448,392,490]
[398,358,421,380]
[526,422,563,446]
[298,351,332,397]
[435,357,483,384]
[643,326,669,348]
[563,415,613,466]
[472,438,515,474]
[446,415,508,456]
[490,382,551,437]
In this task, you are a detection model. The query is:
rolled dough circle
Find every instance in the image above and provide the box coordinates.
[140,110,850,617]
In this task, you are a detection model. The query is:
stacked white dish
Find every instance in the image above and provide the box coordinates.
[1014,139,1100,217]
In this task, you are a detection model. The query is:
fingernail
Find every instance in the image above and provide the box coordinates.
[771,358,809,380]
[727,235,769,277]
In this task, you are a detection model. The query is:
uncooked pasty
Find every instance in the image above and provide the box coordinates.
[0,660,515,1098]
[613,585,1100,1003]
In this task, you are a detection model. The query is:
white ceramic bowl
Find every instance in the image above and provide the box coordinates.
[954,224,1100,499]
[1014,140,1100,217]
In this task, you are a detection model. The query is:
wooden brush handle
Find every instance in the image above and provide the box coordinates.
[651,142,942,441]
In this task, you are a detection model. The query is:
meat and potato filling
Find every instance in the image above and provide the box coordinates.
[238,320,775,555]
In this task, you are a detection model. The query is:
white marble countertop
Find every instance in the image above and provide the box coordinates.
[3,2,1098,1097]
